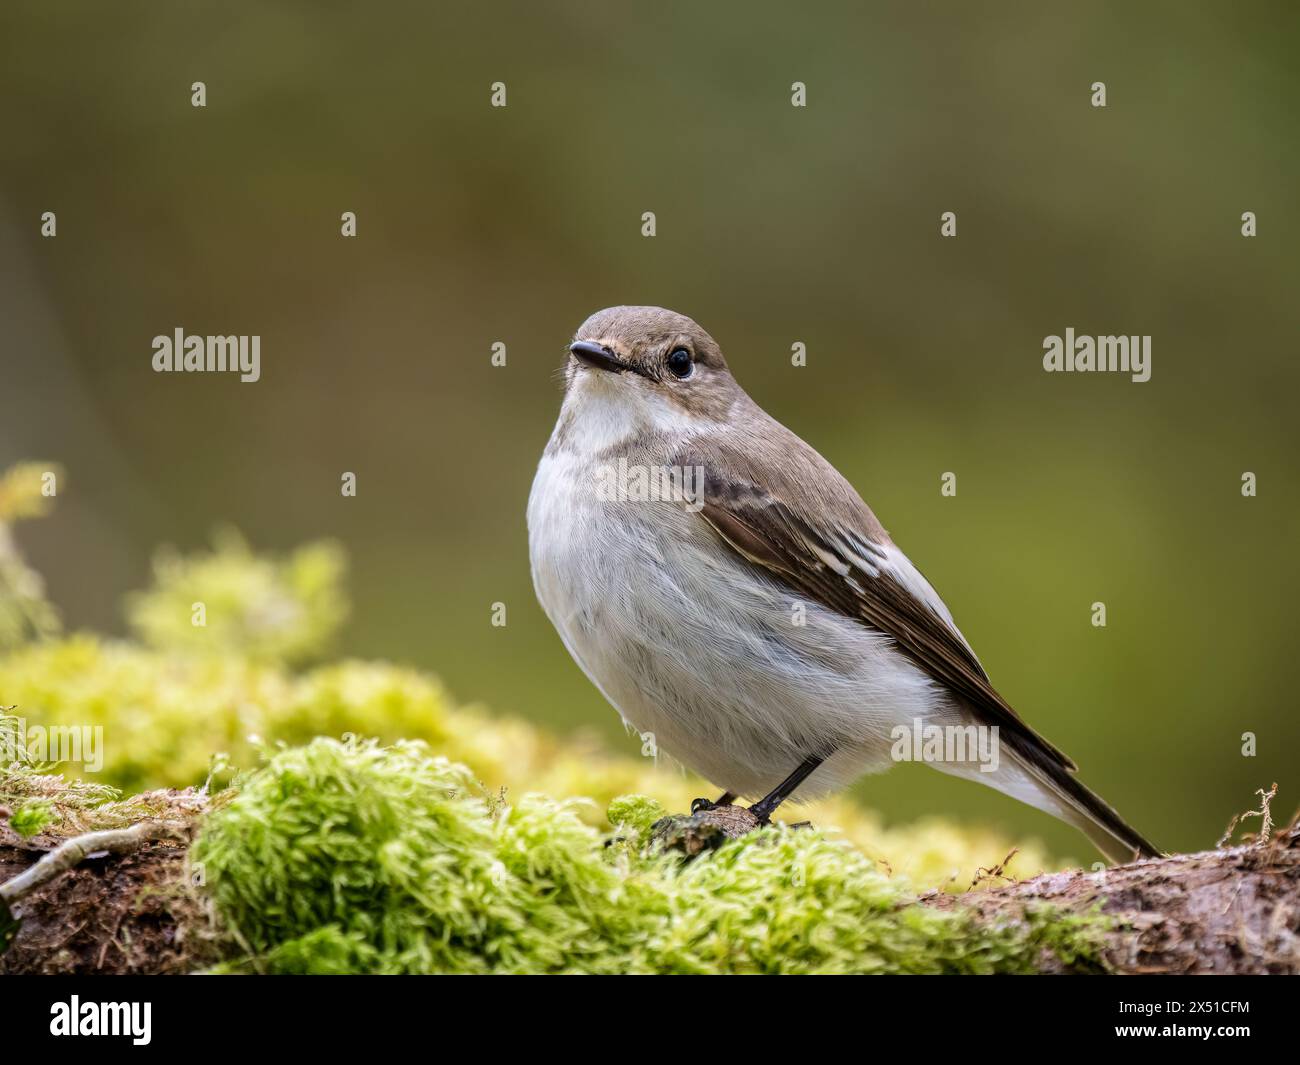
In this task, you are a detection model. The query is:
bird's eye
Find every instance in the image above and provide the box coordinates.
[666,348,694,379]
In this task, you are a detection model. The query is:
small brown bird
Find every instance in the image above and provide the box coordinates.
[527,306,1159,862]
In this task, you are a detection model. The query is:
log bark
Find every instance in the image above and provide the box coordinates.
[932,825,1300,974]
[0,827,199,974]
[0,791,209,975]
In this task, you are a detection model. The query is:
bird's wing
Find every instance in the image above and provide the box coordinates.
[673,435,1076,772]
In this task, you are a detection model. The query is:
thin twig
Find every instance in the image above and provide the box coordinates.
[969,847,1020,891]
[0,820,188,906]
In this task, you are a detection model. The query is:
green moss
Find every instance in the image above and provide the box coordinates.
[1021,902,1112,974]
[8,801,55,838]
[0,639,452,794]
[0,462,64,650]
[125,527,347,666]
[193,738,1112,975]
[606,794,666,843]
[191,737,634,974]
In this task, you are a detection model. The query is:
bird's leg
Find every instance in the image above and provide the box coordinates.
[749,755,824,824]
[690,791,736,814]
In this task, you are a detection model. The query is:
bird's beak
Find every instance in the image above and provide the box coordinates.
[570,341,633,374]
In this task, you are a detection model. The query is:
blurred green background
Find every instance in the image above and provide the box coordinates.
[1,1,1296,858]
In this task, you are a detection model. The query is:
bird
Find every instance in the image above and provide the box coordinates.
[527,305,1159,863]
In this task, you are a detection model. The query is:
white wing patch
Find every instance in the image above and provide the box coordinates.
[875,543,981,666]
[827,531,881,578]
[816,524,982,669]
[808,542,850,576]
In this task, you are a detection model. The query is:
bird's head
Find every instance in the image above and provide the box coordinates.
[562,306,741,433]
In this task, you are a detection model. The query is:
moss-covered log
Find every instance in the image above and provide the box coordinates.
[4,780,1296,975]
[3,488,1295,975]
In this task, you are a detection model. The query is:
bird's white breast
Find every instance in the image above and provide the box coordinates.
[526,416,955,800]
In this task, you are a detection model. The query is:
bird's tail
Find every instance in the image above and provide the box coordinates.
[933,739,1161,864]
[1011,747,1161,864]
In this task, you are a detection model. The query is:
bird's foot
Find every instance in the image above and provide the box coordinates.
[690,791,736,815]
